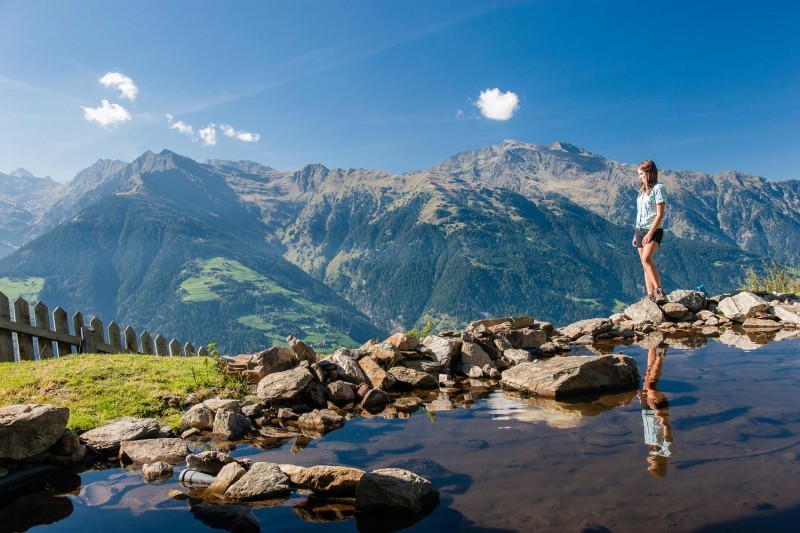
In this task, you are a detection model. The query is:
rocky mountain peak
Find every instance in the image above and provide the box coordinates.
[206,159,275,174]
[292,163,331,191]
[9,167,36,179]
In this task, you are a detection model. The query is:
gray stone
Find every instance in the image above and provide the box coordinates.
[225,461,291,501]
[202,398,241,412]
[180,404,215,432]
[510,316,537,329]
[718,292,769,322]
[462,364,484,378]
[288,465,365,496]
[327,380,355,405]
[119,438,189,465]
[250,346,297,375]
[186,450,236,474]
[388,367,438,389]
[624,298,666,323]
[358,356,395,390]
[0,404,70,460]
[212,409,252,440]
[360,389,389,412]
[421,336,459,369]
[287,335,317,363]
[661,302,689,319]
[297,409,345,436]
[366,342,404,366]
[256,366,314,402]
[142,461,174,483]
[558,318,613,341]
[206,462,247,494]
[507,328,548,349]
[386,333,419,351]
[771,304,800,324]
[80,417,160,453]
[501,355,640,398]
[355,468,439,514]
[667,289,707,312]
[329,353,368,385]
[467,317,511,330]
[460,341,491,367]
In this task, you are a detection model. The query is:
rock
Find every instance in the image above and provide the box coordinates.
[287,335,317,363]
[718,292,769,322]
[289,465,365,496]
[250,346,297,375]
[506,328,548,349]
[302,381,329,408]
[468,317,511,331]
[501,355,640,398]
[358,356,395,390]
[510,316,536,329]
[168,489,189,500]
[624,299,665,323]
[462,364,484,378]
[186,451,236,474]
[394,396,424,412]
[225,462,291,501]
[388,367,437,390]
[667,289,707,312]
[119,438,190,465]
[367,342,404,365]
[202,398,241,412]
[742,317,782,329]
[80,417,160,453]
[206,461,247,494]
[360,389,389,412]
[212,409,252,440]
[771,304,800,324]
[386,333,419,351]
[460,341,492,367]
[142,461,174,483]
[50,430,81,456]
[241,403,263,418]
[0,404,70,461]
[327,381,356,405]
[559,318,613,340]
[181,428,201,439]
[355,468,439,515]
[421,336,458,369]
[487,367,502,379]
[297,409,345,436]
[256,366,314,402]
[661,302,689,319]
[180,404,215,432]
[329,353,368,385]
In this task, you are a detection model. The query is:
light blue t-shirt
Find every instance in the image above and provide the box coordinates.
[636,183,667,229]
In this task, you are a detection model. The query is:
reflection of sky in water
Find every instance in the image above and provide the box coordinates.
[9,336,800,532]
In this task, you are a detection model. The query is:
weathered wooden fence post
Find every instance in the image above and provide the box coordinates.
[90,316,104,351]
[155,335,168,356]
[198,346,209,357]
[72,312,84,352]
[108,321,122,352]
[14,297,35,361]
[184,342,195,356]
[0,292,14,362]
[169,339,182,357]
[141,331,154,355]
[53,307,72,357]
[33,301,54,360]
[124,326,138,353]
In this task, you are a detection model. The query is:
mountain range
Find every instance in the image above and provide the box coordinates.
[1,140,796,353]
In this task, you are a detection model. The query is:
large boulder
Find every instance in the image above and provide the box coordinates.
[0,404,70,460]
[506,328,548,349]
[385,333,419,351]
[329,353,368,385]
[388,367,437,390]
[225,462,291,501]
[667,289,706,312]
[558,318,613,341]
[501,355,640,398]
[288,465,365,496]
[460,341,492,368]
[358,357,395,390]
[326,380,355,405]
[212,409,252,440]
[503,348,532,365]
[256,366,313,403]
[287,335,317,363]
[80,417,160,453]
[421,336,459,369]
[771,304,800,324]
[206,462,247,495]
[250,346,297,375]
[179,403,215,432]
[119,438,190,465]
[355,468,439,515]
[718,292,769,322]
[624,298,665,323]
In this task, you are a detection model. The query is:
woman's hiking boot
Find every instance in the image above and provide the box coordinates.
[653,287,667,304]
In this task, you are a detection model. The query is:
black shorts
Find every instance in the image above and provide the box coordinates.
[634,228,664,248]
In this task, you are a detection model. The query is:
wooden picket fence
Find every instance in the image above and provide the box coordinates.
[0,291,208,363]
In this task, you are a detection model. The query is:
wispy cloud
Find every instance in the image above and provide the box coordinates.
[166,113,194,137]
[99,72,138,101]
[81,99,131,127]
[475,88,519,121]
[220,124,260,143]
[199,124,216,146]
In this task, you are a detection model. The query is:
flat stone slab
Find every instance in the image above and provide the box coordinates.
[501,354,640,398]
[119,438,190,465]
[0,404,70,461]
[355,468,439,515]
[80,417,160,453]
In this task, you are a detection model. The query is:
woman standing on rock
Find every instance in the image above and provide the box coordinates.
[633,160,668,303]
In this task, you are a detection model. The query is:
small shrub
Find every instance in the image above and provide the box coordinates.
[741,261,800,294]
[407,320,434,340]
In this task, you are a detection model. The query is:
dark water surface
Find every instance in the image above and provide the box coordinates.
[10,336,800,532]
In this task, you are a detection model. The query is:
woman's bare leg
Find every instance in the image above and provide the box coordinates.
[640,241,661,294]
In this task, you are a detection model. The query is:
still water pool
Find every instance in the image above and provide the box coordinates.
[9,335,800,532]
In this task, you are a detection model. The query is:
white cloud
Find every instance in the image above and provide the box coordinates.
[475,88,519,121]
[166,114,194,137]
[219,124,261,143]
[81,99,131,127]
[199,124,216,146]
[99,72,138,101]
[456,109,464,118]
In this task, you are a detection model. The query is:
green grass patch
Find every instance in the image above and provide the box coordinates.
[178,257,295,302]
[0,276,45,303]
[566,296,603,308]
[612,299,627,314]
[0,354,249,432]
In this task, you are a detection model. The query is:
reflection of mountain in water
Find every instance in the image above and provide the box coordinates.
[488,389,636,429]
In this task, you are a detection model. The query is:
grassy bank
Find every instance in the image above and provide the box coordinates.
[0,354,249,432]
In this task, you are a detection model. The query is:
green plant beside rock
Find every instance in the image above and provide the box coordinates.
[741,261,800,294]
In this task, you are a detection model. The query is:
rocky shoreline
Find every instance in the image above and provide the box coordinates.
[1,288,798,526]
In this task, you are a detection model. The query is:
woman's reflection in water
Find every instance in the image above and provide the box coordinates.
[639,344,674,477]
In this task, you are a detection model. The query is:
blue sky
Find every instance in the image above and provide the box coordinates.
[1,0,797,181]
